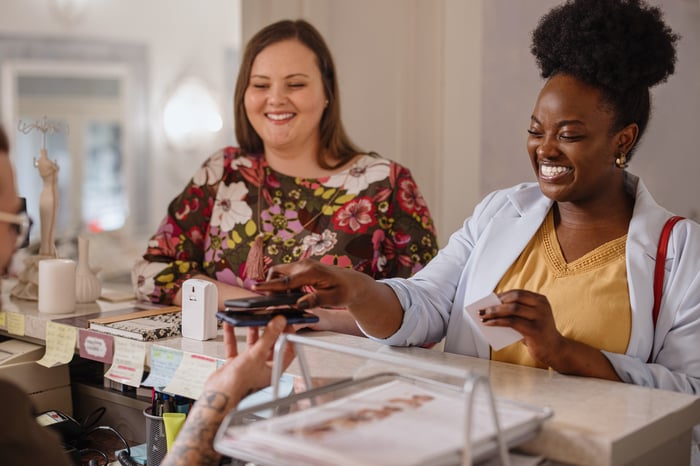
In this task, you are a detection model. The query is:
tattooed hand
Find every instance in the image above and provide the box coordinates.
[162,316,295,466]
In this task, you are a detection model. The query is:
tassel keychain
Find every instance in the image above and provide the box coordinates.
[243,160,352,281]
[245,233,265,281]
[245,175,266,281]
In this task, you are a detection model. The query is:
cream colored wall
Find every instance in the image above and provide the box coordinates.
[243,0,700,245]
[479,0,700,222]
[242,0,483,246]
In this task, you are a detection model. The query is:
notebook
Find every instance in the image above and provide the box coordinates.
[89,310,182,341]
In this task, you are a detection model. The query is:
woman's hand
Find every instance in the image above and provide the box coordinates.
[207,316,296,412]
[481,289,619,380]
[162,316,295,466]
[254,260,369,310]
[480,290,565,367]
[292,306,364,336]
[254,259,404,339]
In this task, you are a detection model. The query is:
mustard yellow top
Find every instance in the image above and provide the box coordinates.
[491,209,631,369]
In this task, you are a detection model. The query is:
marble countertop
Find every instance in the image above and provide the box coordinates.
[2,279,699,465]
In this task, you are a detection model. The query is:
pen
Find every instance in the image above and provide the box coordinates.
[151,391,157,415]
[161,394,174,414]
[174,395,191,414]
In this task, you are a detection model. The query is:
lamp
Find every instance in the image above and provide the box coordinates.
[49,0,90,25]
[162,76,223,153]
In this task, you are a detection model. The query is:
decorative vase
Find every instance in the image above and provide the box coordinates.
[75,236,102,303]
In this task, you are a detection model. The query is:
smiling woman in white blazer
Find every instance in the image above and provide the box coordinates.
[380,175,700,394]
[255,0,700,412]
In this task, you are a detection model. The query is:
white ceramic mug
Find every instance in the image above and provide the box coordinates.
[38,259,77,314]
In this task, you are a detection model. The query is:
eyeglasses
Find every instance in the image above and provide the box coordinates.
[0,200,33,249]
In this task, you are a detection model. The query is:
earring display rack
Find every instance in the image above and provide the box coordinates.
[214,334,553,466]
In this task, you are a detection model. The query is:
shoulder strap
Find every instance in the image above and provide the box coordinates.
[652,216,685,329]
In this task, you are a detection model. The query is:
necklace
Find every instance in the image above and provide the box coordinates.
[244,160,354,280]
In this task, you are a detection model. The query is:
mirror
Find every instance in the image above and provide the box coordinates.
[10,64,128,239]
[0,35,149,243]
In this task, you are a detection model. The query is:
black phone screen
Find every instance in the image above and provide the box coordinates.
[224,292,306,309]
[216,310,319,327]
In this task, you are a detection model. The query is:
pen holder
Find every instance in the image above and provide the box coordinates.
[144,407,167,466]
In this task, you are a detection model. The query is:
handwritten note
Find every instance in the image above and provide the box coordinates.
[141,346,184,389]
[464,293,523,351]
[37,321,77,367]
[7,312,25,336]
[164,352,218,399]
[105,337,146,387]
[79,329,114,363]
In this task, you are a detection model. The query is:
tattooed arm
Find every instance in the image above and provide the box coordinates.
[161,316,295,466]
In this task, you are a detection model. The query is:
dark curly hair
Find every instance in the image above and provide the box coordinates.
[531,0,679,158]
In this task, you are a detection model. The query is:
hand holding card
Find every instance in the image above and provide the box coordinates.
[464,293,523,351]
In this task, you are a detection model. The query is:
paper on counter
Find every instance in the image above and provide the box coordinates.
[164,352,218,399]
[105,337,146,387]
[465,293,523,351]
[7,312,25,336]
[37,321,77,367]
[142,346,184,389]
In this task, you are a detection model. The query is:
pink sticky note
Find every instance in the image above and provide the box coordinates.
[79,329,114,363]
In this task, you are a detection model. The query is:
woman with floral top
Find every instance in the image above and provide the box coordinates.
[132,19,437,335]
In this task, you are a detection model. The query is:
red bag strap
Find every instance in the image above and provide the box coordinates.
[652,216,685,329]
[648,215,684,364]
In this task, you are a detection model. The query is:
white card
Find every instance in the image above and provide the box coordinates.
[464,293,523,351]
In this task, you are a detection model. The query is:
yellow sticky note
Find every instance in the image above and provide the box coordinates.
[7,312,25,336]
[37,321,77,368]
[0,311,6,328]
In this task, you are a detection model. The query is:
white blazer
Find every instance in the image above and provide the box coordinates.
[376,173,700,396]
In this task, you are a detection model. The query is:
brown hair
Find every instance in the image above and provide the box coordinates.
[233,19,362,169]
[0,126,8,154]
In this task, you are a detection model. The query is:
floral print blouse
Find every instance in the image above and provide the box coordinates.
[133,147,438,304]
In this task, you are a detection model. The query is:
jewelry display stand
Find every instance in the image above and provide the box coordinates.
[214,334,553,466]
[12,118,64,301]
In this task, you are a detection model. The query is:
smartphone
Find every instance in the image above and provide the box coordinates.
[216,309,319,327]
[224,292,306,310]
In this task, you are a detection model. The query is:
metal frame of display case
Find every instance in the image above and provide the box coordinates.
[214,333,553,466]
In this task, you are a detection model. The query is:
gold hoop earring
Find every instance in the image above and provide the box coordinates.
[615,152,628,169]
